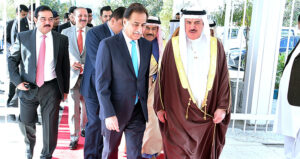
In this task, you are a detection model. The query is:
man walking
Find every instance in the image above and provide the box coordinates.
[62,7,90,150]
[95,3,151,159]
[81,6,126,159]
[8,6,70,159]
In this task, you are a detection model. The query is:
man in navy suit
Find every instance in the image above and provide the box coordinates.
[95,3,151,159]
[80,7,126,159]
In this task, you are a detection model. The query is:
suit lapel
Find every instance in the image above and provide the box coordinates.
[24,18,29,30]
[52,31,60,67]
[82,27,91,56]
[104,23,112,37]
[28,29,37,70]
[284,40,300,70]
[118,33,136,77]
[138,39,146,79]
[72,26,81,55]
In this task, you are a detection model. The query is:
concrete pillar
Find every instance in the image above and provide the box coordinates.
[223,0,232,53]
[242,0,286,123]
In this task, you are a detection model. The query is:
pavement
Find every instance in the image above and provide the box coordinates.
[0,52,285,159]
[220,128,284,159]
[0,118,285,159]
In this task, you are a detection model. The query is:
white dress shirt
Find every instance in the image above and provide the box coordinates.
[122,31,140,68]
[36,29,57,81]
[76,27,86,50]
[27,17,34,30]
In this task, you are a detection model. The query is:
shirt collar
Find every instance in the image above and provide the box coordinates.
[76,26,86,33]
[36,29,52,38]
[122,31,137,45]
[107,23,115,36]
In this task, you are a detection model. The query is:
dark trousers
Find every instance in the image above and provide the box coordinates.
[84,97,103,159]
[18,79,61,159]
[102,102,146,159]
[7,81,18,107]
[6,49,18,108]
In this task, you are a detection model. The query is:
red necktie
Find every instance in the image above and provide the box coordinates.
[77,30,83,54]
[36,35,46,87]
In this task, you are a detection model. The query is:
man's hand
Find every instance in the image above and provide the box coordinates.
[72,62,82,70]
[63,93,68,101]
[213,109,226,124]
[105,116,120,132]
[17,82,29,91]
[157,110,167,123]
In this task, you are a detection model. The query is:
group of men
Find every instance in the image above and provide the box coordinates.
[6,2,232,159]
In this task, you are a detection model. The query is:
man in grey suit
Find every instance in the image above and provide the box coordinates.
[8,6,70,159]
[62,7,90,150]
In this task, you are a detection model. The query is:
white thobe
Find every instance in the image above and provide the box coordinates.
[274,44,300,138]
[185,36,210,107]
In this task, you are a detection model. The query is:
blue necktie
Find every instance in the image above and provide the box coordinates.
[130,40,139,104]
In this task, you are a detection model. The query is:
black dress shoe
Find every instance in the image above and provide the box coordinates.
[81,129,85,137]
[69,140,78,150]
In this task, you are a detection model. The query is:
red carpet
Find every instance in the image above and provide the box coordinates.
[53,106,164,159]
[52,106,85,159]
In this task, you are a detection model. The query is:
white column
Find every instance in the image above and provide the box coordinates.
[223,0,232,52]
[242,0,286,124]
[36,0,40,7]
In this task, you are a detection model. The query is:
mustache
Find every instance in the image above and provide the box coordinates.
[80,20,87,22]
[146,34,154,37]
[44,24,51,27]
[189,29,197,33]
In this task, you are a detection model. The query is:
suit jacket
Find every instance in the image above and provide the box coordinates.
[8,29,70,100]
[80,23,112,99]
[58,22,71,33]
[87,23,93,27]
[95,32,152,125]
[6,19,14,44]
[62,26,91,89]
[52,26,58,32]
[285,40,300,106]
[11,17,30,45]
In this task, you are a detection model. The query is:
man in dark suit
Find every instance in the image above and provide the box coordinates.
[6,4,28,113]
[8,6,70,159]
[11,3,36,45]
[100,6,113,24]
[95,3,151,159]
[81,7,126,159]
[86,8,93,27]
[58,6,77,33]
[52,11,60,32]
[6,4,28,45]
